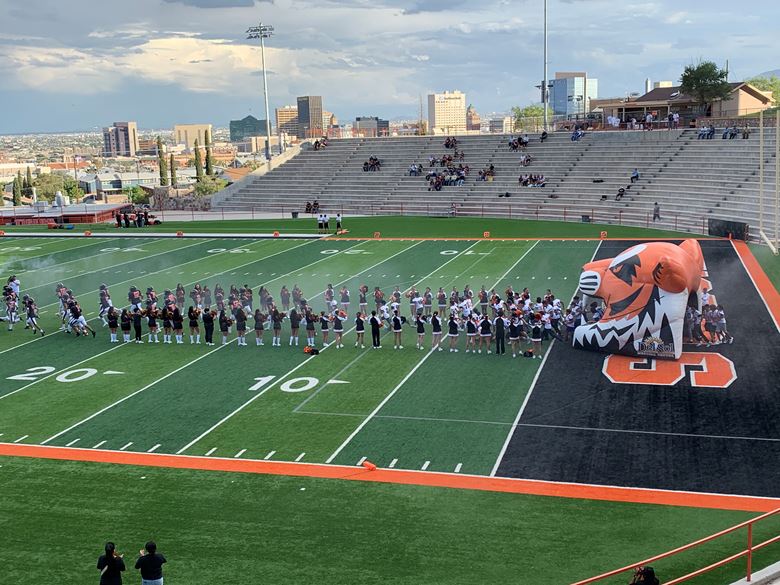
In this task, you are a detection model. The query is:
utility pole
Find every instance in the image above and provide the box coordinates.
[247,23,274,164]
[543,0,549,131]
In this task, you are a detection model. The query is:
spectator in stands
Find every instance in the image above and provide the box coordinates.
[540,130,548,142]
[135,541,166,585]
[615,187,626,201]
[571,128,584,141]
[742,125,751,139]
[630,168,640,183]
[723,125,738,139]
[673,112,680,129]
[653,202,661,222]
[408,163,420,176]
[667,112,674,130]
[305,201,312,214]
[706,126,715,139]
[645,112,654,130]
[312,199,320,213]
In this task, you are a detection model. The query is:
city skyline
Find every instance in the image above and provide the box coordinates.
[0,0,777,134]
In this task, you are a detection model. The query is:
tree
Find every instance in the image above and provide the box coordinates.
[193,175,226,198]
[746,75,780,103]
[194,138,204,182]
[12,174,22,206]
[62,175,84,200]
[511,104,553,132]
[679,61,732,115]
[204,129,214,176]
[125,185,148,204]
[157,136,169,187]
[24,166,33,192]
[170,154,177,188]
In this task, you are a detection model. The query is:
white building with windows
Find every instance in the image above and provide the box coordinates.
[427,90,467,135]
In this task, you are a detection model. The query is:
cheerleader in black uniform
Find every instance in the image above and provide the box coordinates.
[333,310,346,349]
[253,308,265,346]
[319,311,331,346]
[218,310,231,345]
[447,314,460,352]
[465,315,477,353]
[392,310,403,350]
[358,285,368,315]
[530,315,543,359]
[369,310,382,349]
[235,307,247,346]
[289,308,301,346]
[107,307,119,342]
[304,310,317,347]
[354,312,365,348]
[120,308,132,343]
[271,308,284,347]
[431,311,442,351]
[324,284,335,312]
[415,314,426,350]
[161,306,173,344]
[338,286,349,313]
[478,314,492,354]
[172,307,184,344]
[132,308,144,343]
[493,310,508,355]
[509,314,521,358]
[147,308,159,343]
[202,309,215,346]
[188,306,201,344]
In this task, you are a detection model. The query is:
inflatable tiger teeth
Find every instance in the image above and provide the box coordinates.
[573,239,705,360]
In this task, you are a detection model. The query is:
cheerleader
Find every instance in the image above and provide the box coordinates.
[271,308,284,347]
[358,285,368,315]
[374,286,385,312]
[509,314,521,357]
[431,311,442,351]
[188,306,201,344]
[369,310,382,349]
[391,286,402,306]
[203,309,215,346]
[292,285,302,310]
[235,307,248,346]
[132,308,144,343]
[215,285,225,312]
[563,308,576,343]
[478,287,489,315]
[407,287,418,318]
[340,286,350,312]
[203,285,212,309]
[319,311,331,346]
[436,287,447,314]
[493,311,508,355]
[171,306,184,344]
[423,287,433,317]
[280,285,291,311]
[120,308,132,342]
[465,315,477,353]
[289,308,301,346]
[147,307,159,343]
[478,313,492,353]
[243,284,253,313]
[447,314,460,352]
[333,310,346,348]
[5,291,18,331]
[128,286,142,311]
[253,308,265,346]
[218,309,231,345]
[107,306,119,342]
[24,297,44,336]
[354,312,366,348]
[161,306,173,343]
[415,314,426,350]
[175,284,185,309]
[530,315,543,358]
[304,310,317,347]
[98,284,112,326]
[146,287,158,310]
[392,310,403,349]
[324,284,335,311]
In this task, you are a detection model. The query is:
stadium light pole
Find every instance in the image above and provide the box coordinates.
[247,23,274,163]
[542,0,548,132]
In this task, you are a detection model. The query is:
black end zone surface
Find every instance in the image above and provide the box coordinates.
[496,240,780,497]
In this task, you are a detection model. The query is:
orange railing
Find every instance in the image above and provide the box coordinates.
[572,508,780,585]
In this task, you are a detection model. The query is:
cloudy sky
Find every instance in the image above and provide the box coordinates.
[0,0,776,133]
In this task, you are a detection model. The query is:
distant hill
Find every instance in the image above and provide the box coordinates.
[756,69,780,78]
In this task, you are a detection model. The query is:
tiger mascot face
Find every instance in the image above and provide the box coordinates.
[573,239,704,360]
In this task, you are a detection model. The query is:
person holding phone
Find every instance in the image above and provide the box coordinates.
[135,541,167,585]
[97,542,125,585]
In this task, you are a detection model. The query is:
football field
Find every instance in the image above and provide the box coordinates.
[0,235,597,475]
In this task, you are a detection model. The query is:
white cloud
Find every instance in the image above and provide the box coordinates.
[664,11,690,24]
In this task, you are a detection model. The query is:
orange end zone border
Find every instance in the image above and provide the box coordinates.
[732,240,780,332]
[1,443,777,513]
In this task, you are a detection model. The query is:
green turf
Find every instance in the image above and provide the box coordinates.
[1,215,700,239]
[750,242,780,292]
[1,456,777,585]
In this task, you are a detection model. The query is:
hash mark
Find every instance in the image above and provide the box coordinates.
[264,450,276,460]
[205,447,217,456]
[234,449,247,458]
[295,452,306,462]
[92,440,107,449]
[388,458,398,468]
[65,438,80,447]
[13,435,29,443]
[357,456,367,466]
[120,442,133,451]
[421,460,430,471]
[454,463,463,473]
[147,444,161,453]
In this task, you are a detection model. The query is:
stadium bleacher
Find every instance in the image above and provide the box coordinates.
[214,128,779,237]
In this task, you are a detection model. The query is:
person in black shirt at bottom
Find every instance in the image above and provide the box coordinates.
[369,310,382,349]
[135,540,166,585]
[97,542,125,585]
[494,311,507,355]
[132,309,143,344]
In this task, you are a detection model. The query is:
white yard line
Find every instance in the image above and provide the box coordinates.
[388,458,398,468]
[13,435,29,443]
[234,449,247,458]
[92,440,107,449]
[489,240,539,290]
[204,447,217,457]
[0,344,127,402]
[147,444,161,453]
[325,348,435,463]
[421,460,430,471]
[295,452,306,462]
[357,456,367,466]
[119,442,133,451]
[264,450,276,460]
[454,463,463,473]
[488,240,602,477]
[65,438,80,447]
[40,343,232,445]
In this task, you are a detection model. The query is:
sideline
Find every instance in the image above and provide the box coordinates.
[0,442,777,513]
[731,240,780,333]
